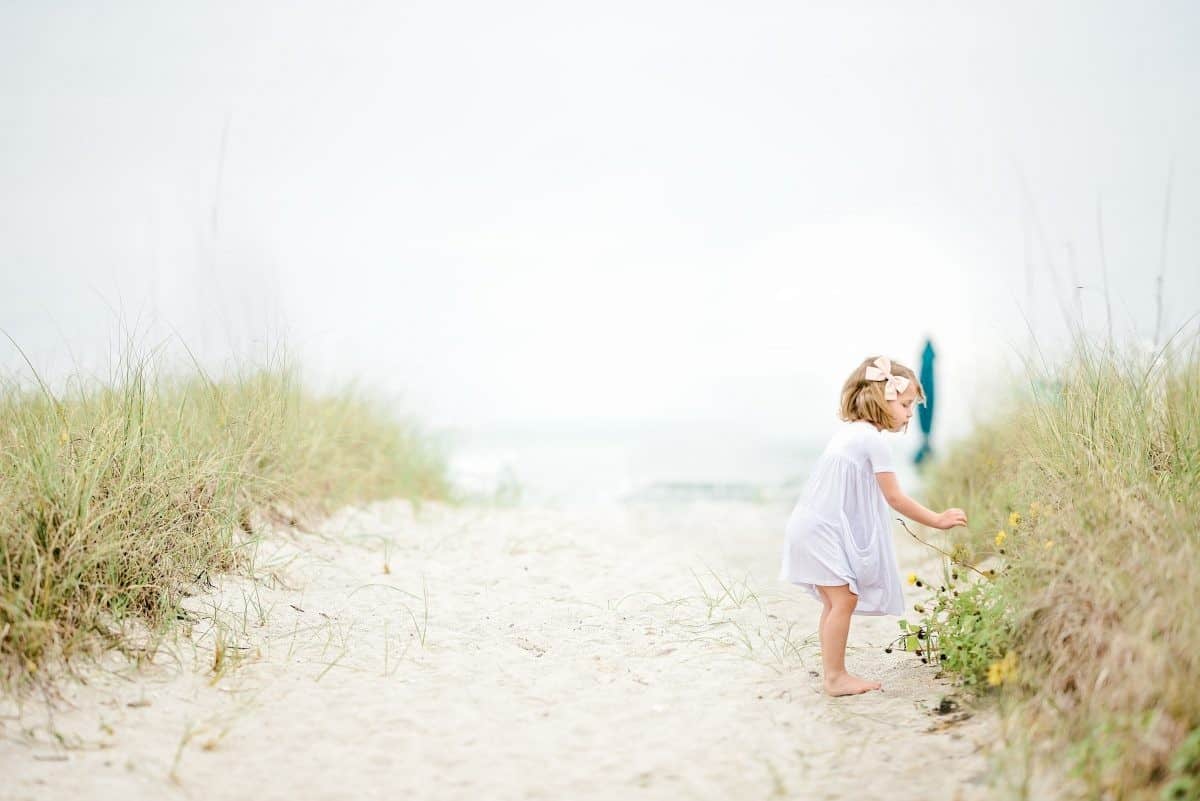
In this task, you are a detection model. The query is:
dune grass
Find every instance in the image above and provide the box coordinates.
[919,334,1200,799]
[0,347,451,687]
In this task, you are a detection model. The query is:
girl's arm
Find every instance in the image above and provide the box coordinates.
[875,472,967,529]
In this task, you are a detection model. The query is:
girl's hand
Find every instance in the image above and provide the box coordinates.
[935,508,968,530]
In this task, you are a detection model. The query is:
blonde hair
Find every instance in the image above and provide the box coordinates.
[839,355,925,431]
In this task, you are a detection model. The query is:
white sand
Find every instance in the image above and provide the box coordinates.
[1,499,997,800]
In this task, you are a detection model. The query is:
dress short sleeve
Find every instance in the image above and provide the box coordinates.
[864,427,895,473]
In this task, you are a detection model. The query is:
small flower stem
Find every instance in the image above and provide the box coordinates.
[896,519,991,579]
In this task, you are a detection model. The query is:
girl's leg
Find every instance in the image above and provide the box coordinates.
[815,584,882,696]
[818,595,831,655]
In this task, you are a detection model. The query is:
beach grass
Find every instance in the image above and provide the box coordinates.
[921,334,1200,799]
[0,345,451,687]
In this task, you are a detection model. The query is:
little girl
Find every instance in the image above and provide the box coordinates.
[780,355,968,696]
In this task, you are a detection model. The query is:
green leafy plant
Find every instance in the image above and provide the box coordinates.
[913,335,1200,800]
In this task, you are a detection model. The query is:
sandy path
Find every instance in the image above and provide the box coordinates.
[1,499,995,800]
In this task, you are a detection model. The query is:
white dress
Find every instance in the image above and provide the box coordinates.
[779,419,905,616]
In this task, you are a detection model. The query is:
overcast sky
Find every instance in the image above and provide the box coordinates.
[3,1,1198,440]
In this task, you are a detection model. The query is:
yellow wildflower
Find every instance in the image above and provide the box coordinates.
[907,573,917,586]
[1008,511,1021,528]
[994,530,1007,548]
[1044,540,1054,550]
[59,429,69,445]
[987,651,1018,686]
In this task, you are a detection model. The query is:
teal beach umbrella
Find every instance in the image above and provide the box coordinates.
[914,339,935,466]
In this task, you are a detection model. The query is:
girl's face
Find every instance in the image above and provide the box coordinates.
[885,385,919,432]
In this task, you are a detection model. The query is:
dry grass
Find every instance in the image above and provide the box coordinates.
[0,346,450,687]
[923,334,1200,799]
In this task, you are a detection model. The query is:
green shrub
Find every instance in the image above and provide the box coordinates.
[918,337,1200,799]
[0,350,450,684]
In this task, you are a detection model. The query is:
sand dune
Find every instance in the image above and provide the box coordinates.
[1,499,996,800]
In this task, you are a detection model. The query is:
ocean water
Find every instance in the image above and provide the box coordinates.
[443,420,927,507]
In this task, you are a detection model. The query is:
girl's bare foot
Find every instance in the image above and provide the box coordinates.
[823,673,882,696]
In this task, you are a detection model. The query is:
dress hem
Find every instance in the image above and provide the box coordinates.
[782,578,902,617]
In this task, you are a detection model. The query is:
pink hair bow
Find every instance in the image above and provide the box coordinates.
[864,357,911,400]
